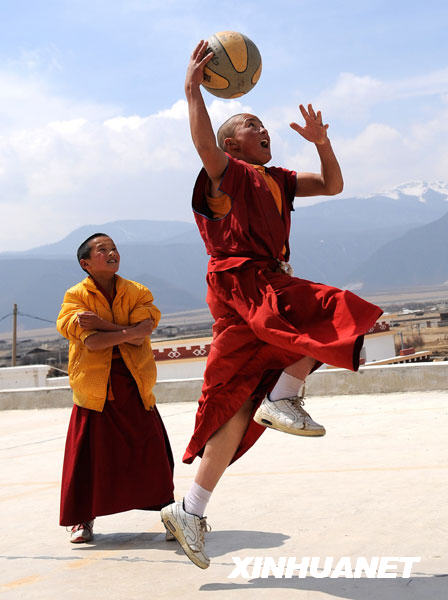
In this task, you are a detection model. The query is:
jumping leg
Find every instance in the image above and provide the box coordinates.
[161,397,254,569]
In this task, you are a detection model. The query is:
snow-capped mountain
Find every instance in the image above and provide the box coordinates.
[1,180,448,331]
[288,180,448,286]
[368,180,448,203]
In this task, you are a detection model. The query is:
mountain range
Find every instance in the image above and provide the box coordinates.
[1,180,447,332]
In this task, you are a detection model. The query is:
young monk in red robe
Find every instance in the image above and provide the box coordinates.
[161,41,383,568]
[57,233,174,543]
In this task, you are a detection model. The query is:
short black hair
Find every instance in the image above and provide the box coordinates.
[77,232,109,266]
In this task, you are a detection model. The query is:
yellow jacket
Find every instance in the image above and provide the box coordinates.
[56,275,161,412]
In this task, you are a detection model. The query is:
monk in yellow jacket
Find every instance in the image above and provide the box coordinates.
[57,233,174,543]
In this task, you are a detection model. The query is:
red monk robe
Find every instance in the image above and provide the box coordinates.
[183,155,382,465]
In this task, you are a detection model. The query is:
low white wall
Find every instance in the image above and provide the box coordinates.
[156,360,206,380]
[306,362,448,396]
[46,376,69,387]
[154,378,204,405]
[1,362,446,410]
[0,385,73,410]
[0,365,50,390]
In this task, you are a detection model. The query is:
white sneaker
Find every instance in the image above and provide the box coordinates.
[70,520,94,543]
[254,395,326,436]
[161,501,210,569]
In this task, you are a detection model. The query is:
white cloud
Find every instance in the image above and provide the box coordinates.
[270,66,448,199]
[0,70,119,132]
[315,68,448,122]
[393,68,448,100]
[0,70,253,251]
[289,116,448,198]
[6,45,63,75]
[277,121,409,197]
[318,73,383,119]
[1,61,448,252]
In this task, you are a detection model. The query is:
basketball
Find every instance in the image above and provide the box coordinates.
[202,31,262,99]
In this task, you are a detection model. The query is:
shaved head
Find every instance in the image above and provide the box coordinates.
[217,114,245,150]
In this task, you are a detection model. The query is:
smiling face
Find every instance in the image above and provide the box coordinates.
[224,114,271,165]
[79,236,120,277]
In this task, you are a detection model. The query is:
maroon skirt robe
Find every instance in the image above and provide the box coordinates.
[184,157,382,464]
[60,357,174,526]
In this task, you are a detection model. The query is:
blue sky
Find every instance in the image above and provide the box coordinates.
[0,0,447,250]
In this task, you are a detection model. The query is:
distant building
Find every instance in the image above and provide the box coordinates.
[20,347,57,366]
[438,308,448,327]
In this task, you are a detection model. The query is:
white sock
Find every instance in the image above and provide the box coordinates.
[269,372,304,401]
[184,482,212,518]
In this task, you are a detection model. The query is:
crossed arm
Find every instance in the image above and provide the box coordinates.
[56,290,158,351]
[77,312,155,351]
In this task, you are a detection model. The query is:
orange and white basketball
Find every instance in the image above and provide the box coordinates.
[203,31,262,99]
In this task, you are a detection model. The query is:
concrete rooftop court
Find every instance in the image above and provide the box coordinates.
[1,391,447,599]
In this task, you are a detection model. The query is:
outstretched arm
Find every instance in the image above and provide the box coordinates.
[290,104,343,197]
[185,40,228,188]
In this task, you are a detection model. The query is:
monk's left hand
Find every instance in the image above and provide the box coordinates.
[290,104,329,145]
[77,311,105,330]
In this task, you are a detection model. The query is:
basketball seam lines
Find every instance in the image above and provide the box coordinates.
[207,37,250,78]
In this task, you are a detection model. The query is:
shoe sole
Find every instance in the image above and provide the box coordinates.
[161,508,210,569]
[253,411,326,437]
[70,536,92,544]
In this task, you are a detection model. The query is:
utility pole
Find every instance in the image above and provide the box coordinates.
[12,303,17,367]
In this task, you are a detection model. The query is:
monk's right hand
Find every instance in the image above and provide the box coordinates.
[185,40,214,91]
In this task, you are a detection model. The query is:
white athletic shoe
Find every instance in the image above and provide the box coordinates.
[70,520,94,543]
[161,501,210,569]
[254,395,326,436]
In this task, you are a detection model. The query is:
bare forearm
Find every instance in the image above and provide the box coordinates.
[316,139,343,195]
[185,83,217,156]
[95,319,127,332]
[84,328,140,350]
[184,52,227,180]
[84,318,147,334]
[126,337,146,346]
